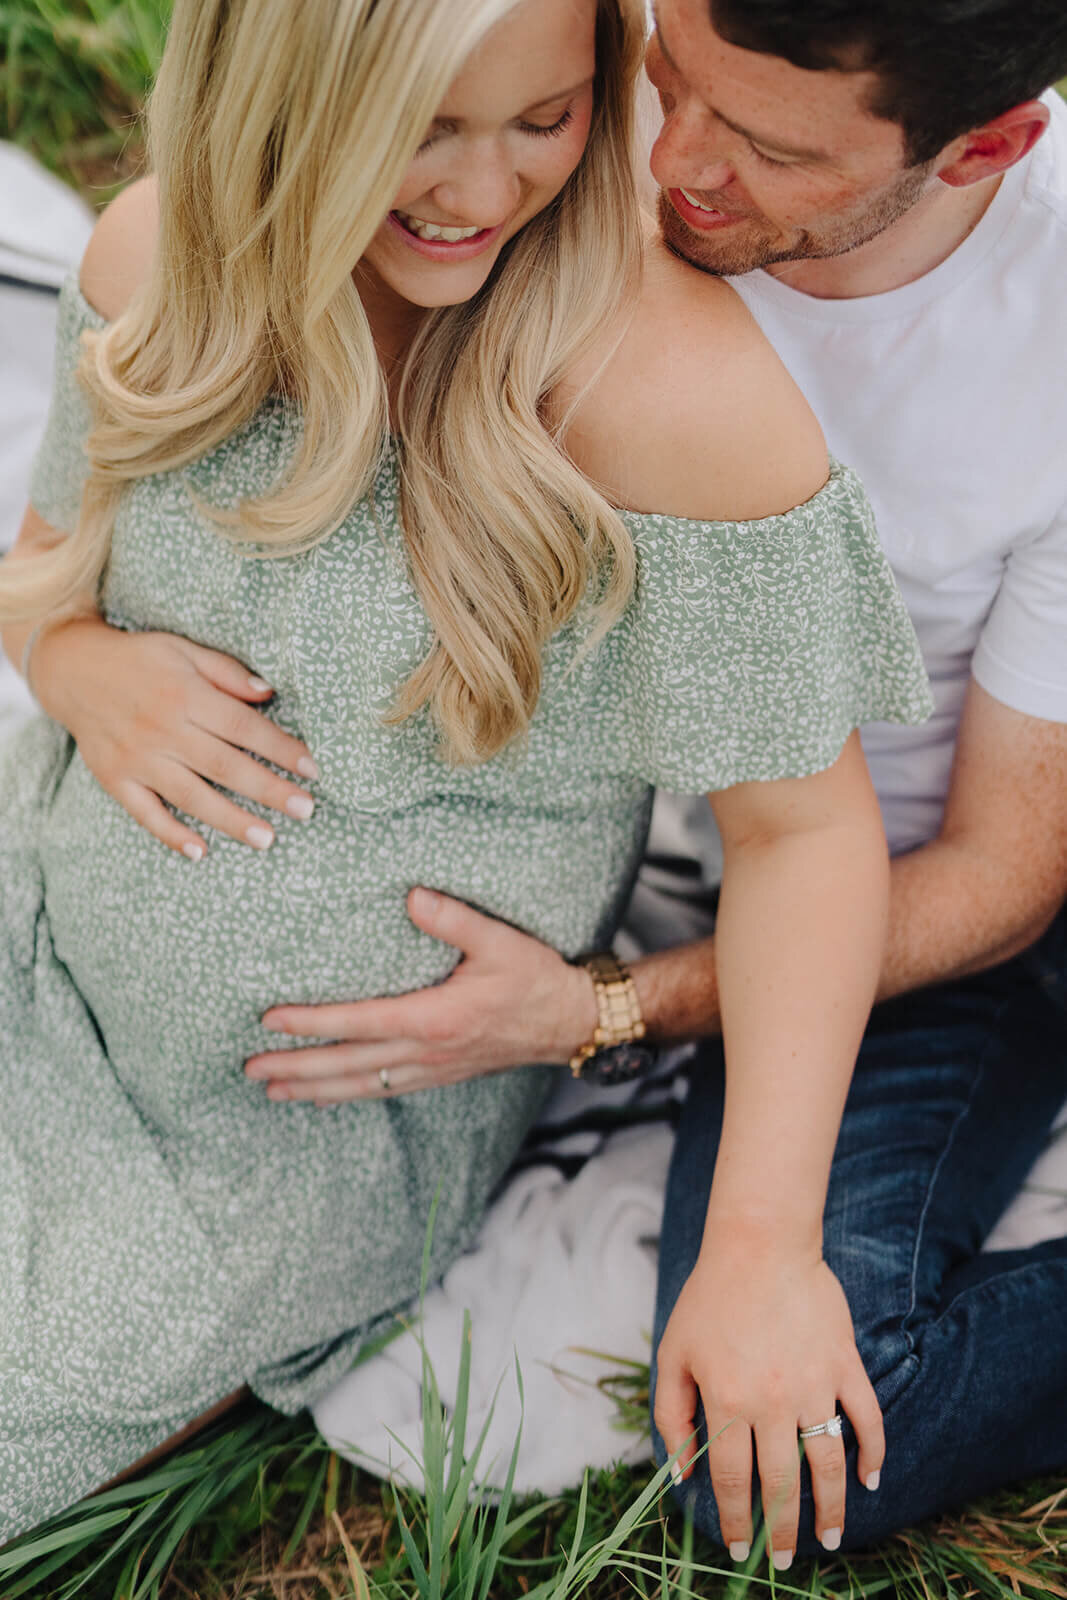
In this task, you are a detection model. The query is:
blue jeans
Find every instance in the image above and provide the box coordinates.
[652,905,1067,1552]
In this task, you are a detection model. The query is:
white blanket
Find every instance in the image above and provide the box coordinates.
[2,143,1065,1498]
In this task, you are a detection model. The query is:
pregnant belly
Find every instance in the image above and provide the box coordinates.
[38,754,649,1135]
[40,759,464,1130]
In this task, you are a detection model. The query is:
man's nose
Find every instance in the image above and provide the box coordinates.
[649,103,735,195]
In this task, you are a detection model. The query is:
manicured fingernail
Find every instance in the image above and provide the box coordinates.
[669,1459,684,1488]
[866,1470,881,1492]
[286,793,315,820]
[729,1541,750,1563]
[821,1527,842,1552]
[182,840,205,862]
[771,1550,793,1572]
[246,824,274,850]
[296,756,320,780]
[248,676,272,693]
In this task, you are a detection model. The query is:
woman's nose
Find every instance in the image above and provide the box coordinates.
[432,147,522,228]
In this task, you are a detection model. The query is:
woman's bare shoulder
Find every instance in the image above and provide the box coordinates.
[558,239,828,523]
[79,177,159,321]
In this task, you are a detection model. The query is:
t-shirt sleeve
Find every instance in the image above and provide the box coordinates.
[971,501,1067,723]
[609,461,934,793]
[27,274,106,536]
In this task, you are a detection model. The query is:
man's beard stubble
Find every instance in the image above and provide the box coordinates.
[656,161,934,279]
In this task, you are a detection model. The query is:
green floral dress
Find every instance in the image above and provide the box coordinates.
[0,280,932,1537]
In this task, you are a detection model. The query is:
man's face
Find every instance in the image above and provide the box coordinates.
[647,0,939,277]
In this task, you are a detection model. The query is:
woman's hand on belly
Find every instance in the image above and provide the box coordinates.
[34,619,320,857]
[244,887,597,1103]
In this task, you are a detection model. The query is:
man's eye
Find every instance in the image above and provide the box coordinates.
[751,145,789,167]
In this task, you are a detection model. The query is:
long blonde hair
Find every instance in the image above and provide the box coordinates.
[2,0,645,762]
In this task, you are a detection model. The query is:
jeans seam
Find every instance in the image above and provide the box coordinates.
[902,993,1014,1346]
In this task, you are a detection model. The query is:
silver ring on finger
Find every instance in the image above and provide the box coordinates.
[378,1067,392,1092]
[798,1415,844,1440]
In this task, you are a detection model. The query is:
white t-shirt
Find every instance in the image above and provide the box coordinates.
[631,92,1067,933]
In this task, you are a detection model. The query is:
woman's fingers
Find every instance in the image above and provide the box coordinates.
[754,1423,803,1571]
[799,1420,848,1553]
[151,763,281,851]
[840,1360,885,1493]
[705,1414,756,1561]
[113,780,211,860]
[182,641,278,703]
[190,680,319,781]
[185,728,316,825]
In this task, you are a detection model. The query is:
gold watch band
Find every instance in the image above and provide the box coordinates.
[569,951,646,1078]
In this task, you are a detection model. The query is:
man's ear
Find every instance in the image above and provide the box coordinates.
[937,100,1050,189]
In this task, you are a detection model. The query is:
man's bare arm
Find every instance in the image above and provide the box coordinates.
[626,678,1067,1038]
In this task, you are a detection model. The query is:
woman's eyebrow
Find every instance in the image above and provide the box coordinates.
[522,77,593,114]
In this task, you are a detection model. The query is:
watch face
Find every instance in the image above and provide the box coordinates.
[579,1039,657,1086]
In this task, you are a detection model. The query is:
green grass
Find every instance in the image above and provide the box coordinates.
[2,6,1067,1595]
[0,0,167,197]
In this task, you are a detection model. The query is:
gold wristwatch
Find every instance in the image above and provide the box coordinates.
[569,952,651,1085]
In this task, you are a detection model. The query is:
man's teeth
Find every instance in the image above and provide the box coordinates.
[397,213,483,242]
[680,188,720,213]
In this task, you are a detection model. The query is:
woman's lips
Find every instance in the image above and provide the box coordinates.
[387,211,505,261]
[668,187,743,231]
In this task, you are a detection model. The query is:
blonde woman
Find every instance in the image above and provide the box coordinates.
[0,0,930,1544]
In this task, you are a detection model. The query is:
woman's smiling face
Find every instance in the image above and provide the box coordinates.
[359,0,598,313]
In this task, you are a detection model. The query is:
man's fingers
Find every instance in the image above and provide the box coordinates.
[800,1424,848,1553]
[406,886,515,957]
[261,995,424,1040]
[245,1038,421,1084]
[840,1363,885,1494]
[705,1414,756,1562]
[754,1424,801,1572]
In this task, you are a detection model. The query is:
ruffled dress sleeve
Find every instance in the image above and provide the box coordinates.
[27,274,107,536]
[603,461,934,793]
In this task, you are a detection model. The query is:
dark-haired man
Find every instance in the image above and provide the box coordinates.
[642,0,1067,1563]
[245,0,1067,1562]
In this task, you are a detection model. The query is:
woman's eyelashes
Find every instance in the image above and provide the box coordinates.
[416,105,575,155]
[518,106,575,139]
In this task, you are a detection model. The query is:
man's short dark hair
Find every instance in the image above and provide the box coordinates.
[709,0,1067,163]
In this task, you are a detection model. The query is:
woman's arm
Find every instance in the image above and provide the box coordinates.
[654,732,887,1566]
[1,507,321,856]
[0,185,321,856]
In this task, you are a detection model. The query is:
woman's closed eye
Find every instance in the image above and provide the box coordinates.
[518,106,575,139]
[416,105,575,155]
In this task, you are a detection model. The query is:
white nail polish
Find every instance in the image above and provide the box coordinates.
[772,1549,794,1572]
[866,1469,881,1492]
[296,756,320,780]
[248,676,272,692]
[246,824,274,850]
[728,1541,750,1563]
[286,794,315,820]
[821,1527,842,1552]
[182,840,205,862]
[669,1459,684,1488]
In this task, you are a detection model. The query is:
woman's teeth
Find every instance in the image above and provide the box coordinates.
[396,212,483,243]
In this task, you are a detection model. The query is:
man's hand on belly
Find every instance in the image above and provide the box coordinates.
[243,887,597,1103]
